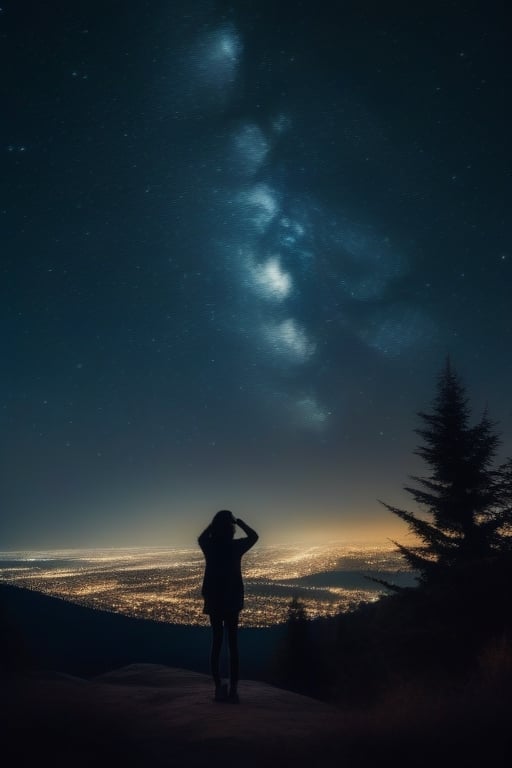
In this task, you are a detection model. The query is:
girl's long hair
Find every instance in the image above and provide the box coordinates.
[210,509,235,543]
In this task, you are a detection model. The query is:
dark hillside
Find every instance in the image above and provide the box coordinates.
[0,583,284,679]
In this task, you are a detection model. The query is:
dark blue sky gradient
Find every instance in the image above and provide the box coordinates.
[1,1,511,547]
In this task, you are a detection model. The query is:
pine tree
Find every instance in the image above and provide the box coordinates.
[276,596,311,693]
[381,359,502,585]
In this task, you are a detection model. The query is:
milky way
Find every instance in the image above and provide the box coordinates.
[185,20,436,432]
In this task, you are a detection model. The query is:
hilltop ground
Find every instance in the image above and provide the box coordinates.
[4,660,511,768]
[1,584,511,767]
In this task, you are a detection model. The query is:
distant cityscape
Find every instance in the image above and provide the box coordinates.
[0,543,415,627]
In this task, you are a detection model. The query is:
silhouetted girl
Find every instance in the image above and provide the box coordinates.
[198,510,258,703]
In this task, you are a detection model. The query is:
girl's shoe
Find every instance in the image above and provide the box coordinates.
[214,682,228,702]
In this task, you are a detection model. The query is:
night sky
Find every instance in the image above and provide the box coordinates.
[2,1,511,549]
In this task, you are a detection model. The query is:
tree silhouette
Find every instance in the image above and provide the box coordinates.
[273,596,312,694]
[381,359,504,585]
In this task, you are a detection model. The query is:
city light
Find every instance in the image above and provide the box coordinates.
[0,543,411,627]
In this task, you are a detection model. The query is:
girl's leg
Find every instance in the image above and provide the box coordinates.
[226,612,239,697]
[209,614,223,688]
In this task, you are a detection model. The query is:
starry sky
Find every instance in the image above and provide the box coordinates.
[1,0,511,549]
